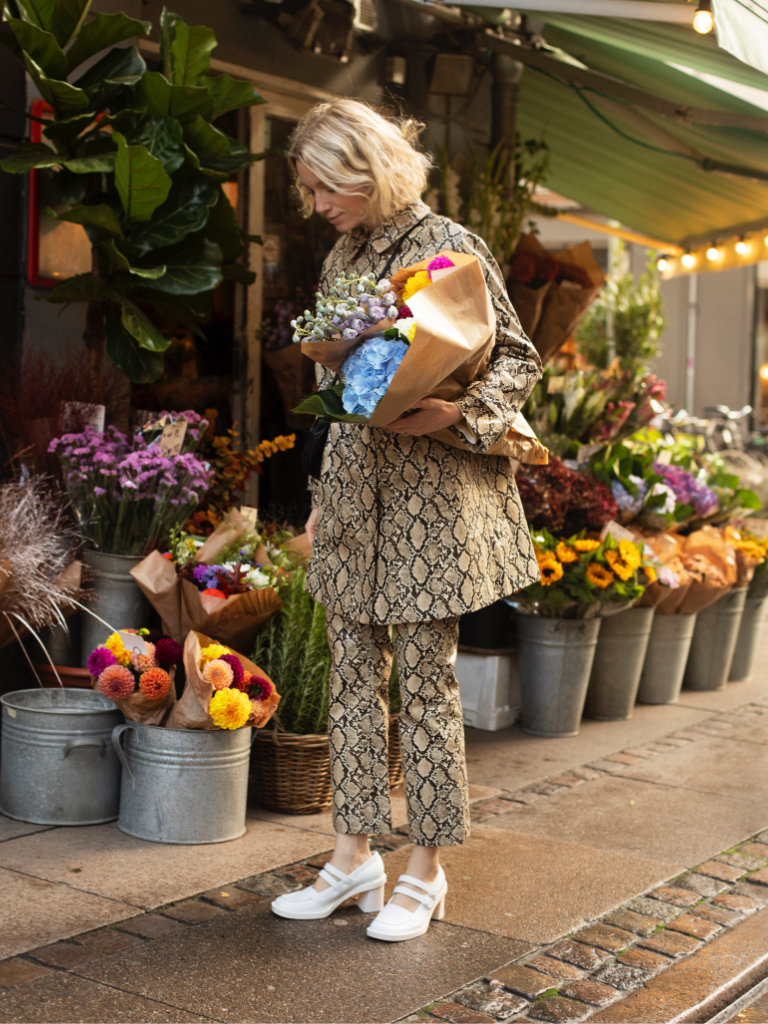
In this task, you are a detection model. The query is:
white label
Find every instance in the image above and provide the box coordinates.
[656,449,672,465]
[240,506,258,529]
[601,520,638,543]
[118,631,149,657]
[159,420,187,456]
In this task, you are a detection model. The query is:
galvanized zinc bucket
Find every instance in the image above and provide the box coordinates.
[585,605,655,721]
[729,594,768,681]
[636,612,697,704]
[111,722,252,844]
[683,588,747,692]
[0,688,123,825]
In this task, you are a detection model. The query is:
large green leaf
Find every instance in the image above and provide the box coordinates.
[137,289,212,325]
[0,141,60,172]
[62,151,115,173]
[136,238,223,295]
[112,130,172,223]
[292,385,366,423]
[206,74,265,118]
[42,112,96,149]
[74,45,145,107]
[23,53,89,117]
[97,237,129,272]
[134,117,185,174]
[66,12,151,73]
[46,273,110,305]
[221,261,256,285]
[119,301,171,352]
[11,0,89,47]
[138,71,212,122]
[126,175,218,254]
[170,20,216,87]
[105,307,164,383]
[183,117,254,177]
[6,16,67,77]
[47,202,123,236]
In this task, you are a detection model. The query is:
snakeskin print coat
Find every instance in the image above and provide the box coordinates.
[305,200,542,625]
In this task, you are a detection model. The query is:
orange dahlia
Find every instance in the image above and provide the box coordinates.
[98,664,135,699]
[203,658,234,690]
[138,667,171,700]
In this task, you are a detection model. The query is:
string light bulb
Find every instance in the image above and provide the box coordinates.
[735,237,749,256]
[682,251,696,269]
[706,242,721,261]
[693,0,714,34]
[656,254,670,272]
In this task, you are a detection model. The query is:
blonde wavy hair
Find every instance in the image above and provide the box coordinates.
[287,98,432,225]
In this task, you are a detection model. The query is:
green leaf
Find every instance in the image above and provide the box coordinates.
[47,202,123,236]
[119,302,171,352]
[205,73,265,118]
[62,151,115,173]
[169,20,216,86]
[46,273,109,305]
[105,306,164,383]
[183,115,229,160]
[220,261,255,285]
[6,16,67,77]
[135,238,223,295]
[74,45,145,106]
[97,237,130,271]
[135,289,212,325]
[65,12,151,73]
[134,117,185,174]
[0,141,59,173]
[42,112,96,148]
[138,71,212,122]
[292,385,366,423]
[11,0,89,47]
[126,176,218,254]
[23,55,90,117]
[112,130,172,222]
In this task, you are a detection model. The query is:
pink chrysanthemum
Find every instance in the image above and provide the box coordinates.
[130,641,156,673]
[155,637,183,668]
[427,255,455,276]
[220,653,245,688]
[248,675,273,701]
[138,667,171,700]
[202,658,234,690]
[87,646,117,678]
[97,664,135,700]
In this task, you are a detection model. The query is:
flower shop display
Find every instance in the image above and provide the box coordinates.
[131,509,307,650]
[86,628,182,726]
[292,253,547,464]
[165,631,280,732]
[505,232,604,362]
[515,456,618,537]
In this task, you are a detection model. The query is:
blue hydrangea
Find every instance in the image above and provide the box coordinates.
[341,334,409,417]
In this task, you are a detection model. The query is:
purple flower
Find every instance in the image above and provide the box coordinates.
[87,646,117,678]
[221,653,245,687]
[427,255,455,276]
[155,637,183,668]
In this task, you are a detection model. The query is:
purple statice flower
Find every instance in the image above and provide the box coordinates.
[341,334,409,417]
[87,646,117,678]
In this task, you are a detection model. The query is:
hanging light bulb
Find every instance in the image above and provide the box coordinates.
[693,0,714,34]
[736,237,749,256]
[706,242,721,261]
[682,251,696,269]
[656,254,670,272]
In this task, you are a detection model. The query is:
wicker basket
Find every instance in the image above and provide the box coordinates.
[250,715,403,815]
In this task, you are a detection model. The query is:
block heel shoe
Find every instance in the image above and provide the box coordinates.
[271,852,386,920]
[366,866,447,942]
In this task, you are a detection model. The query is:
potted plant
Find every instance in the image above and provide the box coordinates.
[249,566,402,814]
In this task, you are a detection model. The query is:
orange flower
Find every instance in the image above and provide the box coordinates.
[537,553,564,586]
[138,667,172,700]
[586,564,613,589]
[605,549,634,581]
[98,664,135,699]
[573,538,600,552]
[203,658,234,690]
[555,542,578,563]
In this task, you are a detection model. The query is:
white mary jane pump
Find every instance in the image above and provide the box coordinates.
[366,866,447,942]
[270,851,386,920]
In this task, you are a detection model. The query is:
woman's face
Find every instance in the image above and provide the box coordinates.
[295,160,372,233]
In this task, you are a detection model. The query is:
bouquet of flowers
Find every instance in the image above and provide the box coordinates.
[131,510,308,651]
[166,631,280,731]
[635,526,738,614]
[516,456,618,536]
[49,411,213,557]
[87,628,182,725]
[509,528,656,619]
[292,251,548,464]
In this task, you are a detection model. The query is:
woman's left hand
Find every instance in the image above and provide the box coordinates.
[385,398,462,436]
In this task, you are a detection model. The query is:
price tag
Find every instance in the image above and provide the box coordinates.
[118,631,148,657]
[576,443,602,465]
[159,420,187,455]
[240,506,258,529]
[601,520,638,543]
[547,376,567,393]
[656,449,672,465]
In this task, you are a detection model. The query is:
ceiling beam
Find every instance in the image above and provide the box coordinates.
[433,0,693,20]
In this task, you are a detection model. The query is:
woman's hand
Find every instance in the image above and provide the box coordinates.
[305,507,320,547]
[385,398,462,436]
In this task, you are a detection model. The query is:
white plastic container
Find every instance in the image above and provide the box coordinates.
[455,651,521,731]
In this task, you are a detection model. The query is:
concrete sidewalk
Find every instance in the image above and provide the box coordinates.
[0,654,767,1023]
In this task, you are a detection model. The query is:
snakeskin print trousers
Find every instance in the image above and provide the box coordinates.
[326,611,470,846]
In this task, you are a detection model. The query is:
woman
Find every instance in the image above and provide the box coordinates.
[270,98,541,942]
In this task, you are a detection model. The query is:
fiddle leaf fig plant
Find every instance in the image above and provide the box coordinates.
[0,0,264,382]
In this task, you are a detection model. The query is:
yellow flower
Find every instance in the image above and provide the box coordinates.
[605,549,634,581]
[573,538,600,552]
[618,540,642,570]
[209,687,252,730]
[200,642,231,665]
[537,553,564,586]
[555,542,578,564]
[644,564,658,583]
[586,564,614,589]
[402,270,431,303]
[104,632,131,666]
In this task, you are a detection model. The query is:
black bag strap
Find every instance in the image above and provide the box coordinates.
[380,214,428,280]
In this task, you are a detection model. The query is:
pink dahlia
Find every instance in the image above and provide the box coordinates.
[87,646,117,678]
[155,637,183,668]
[248,675,274,701]
[202,658,234,690]
[220,653,245,688]
[97,664,135,700]
[427,255,455,276]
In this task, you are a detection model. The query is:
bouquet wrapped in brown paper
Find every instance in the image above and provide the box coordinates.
[675,526,738,614]
[130,511,308,650]
[166,631,280,731]
[633,531,692,613]
[86,627,181,726]
[293,251,548,465]
[506,233,604,363]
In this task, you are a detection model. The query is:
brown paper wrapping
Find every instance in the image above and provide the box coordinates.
[301,251,548,464]
[166,630,280,731]
[130,550,182,640]
[639,527,738,615]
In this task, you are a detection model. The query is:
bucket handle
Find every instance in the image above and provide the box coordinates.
[64,737,107,758]
[111,723,135,783]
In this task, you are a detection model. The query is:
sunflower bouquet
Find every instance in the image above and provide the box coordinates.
[87,628,182,725]
[166,630,280,731]
[509,529,656,619]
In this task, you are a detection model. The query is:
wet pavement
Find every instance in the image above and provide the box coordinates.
[0,649,767,1022]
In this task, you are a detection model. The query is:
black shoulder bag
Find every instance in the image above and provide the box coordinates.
[301,216,427,479]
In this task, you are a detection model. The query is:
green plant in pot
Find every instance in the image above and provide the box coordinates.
[250,566,402,813]
[0,1,263,384]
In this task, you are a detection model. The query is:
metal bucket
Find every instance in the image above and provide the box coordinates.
[80,550,150,667]
[684,588,747,692]
[636,612,697,704]
[585,605,655,721]
[728,594,768,681]
[112,722,252,844]
[515,615,601,737]
[0,688,123,825]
